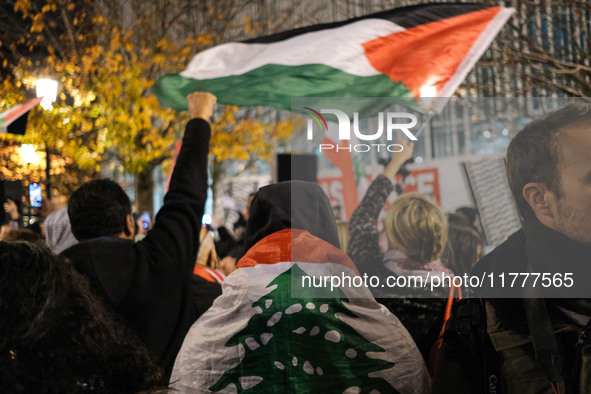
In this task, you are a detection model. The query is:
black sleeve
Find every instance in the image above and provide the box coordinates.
[347,175,393,276]
[139,118,211,274]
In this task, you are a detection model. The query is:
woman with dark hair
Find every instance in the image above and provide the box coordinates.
[446,223,485,277]
[0,241,166,393]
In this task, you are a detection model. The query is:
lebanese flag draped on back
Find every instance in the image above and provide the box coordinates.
[171,229,430,393]
[153,3,514,112]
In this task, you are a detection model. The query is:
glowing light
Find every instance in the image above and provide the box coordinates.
[202,214,212,226]
[20,144,40,165]
[483,130,491,139]
[419,85,437,97]
[36,78,58,111]
[415,156,424,164]
[502,128,509,136]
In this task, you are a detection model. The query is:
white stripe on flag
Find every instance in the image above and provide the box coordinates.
[180,19,404,80]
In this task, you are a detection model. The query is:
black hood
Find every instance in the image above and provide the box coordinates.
[244,181,340,251]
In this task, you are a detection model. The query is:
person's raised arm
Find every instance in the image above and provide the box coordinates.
[4,199,20,229]
[187,91,216,121]
[141,92,217,273]
[4,199,19,221]
[347,141,414,275]
[383,141,414,179]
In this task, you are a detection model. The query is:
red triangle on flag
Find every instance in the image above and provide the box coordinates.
[363,6,503,98]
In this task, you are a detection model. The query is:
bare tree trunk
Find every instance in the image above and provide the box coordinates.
[210,160,223,213]
[135,167,154,216]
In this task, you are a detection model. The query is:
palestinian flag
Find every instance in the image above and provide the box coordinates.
[0,97,42,135]
[153,3,513,112]
[171,229,429,393]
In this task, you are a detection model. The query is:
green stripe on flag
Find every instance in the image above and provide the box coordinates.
[152,63,413,111]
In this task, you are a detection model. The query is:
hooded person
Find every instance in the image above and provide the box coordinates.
[170,181,430,393]
[44,208,78,254]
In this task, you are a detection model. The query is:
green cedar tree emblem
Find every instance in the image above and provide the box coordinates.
[209,264,399,393]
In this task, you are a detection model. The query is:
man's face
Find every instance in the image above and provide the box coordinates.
[552,125,591,244]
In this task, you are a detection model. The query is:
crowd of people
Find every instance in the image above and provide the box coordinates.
[1,92,590,393]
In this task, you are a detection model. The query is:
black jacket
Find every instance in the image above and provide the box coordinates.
[62,118,211,378]
[467,217,591,393]
[472,216,591,320]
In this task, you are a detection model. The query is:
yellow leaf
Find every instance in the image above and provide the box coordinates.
[153,54,166,64]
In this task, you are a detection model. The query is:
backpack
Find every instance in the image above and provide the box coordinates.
[431,298,501,394]
[428,285,462,377]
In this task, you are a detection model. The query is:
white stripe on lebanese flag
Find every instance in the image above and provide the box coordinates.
[180,19,404,80]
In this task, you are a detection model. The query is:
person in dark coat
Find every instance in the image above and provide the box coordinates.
[62,92,217,379]
[469,102,591,393]
[434,103,591,394]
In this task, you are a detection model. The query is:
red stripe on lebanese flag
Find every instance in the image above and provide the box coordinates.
[194,264,226,283]
[237,229,360,276]
[364,6,510,101]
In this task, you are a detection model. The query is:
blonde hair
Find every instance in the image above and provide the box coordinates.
[336,221,350,254]
[385,193,447,263]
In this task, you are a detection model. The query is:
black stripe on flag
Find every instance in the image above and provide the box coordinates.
[243,3,492,44]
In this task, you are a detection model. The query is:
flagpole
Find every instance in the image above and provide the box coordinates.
[414,110,435,139]
[378,110,435,187]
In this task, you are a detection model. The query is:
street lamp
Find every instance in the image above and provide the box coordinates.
[35,78,58,198]
[20,144,40,165]
[35,78,58,110]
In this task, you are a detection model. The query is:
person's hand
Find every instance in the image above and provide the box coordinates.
[3,199,19,220]
[187,92,217,121]
[0,224,9,241]
[384,140,414,179]
[217,256,237,276]
[398,140,415,163]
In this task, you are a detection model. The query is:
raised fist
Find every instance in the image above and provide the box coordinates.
[187,92,217,121]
